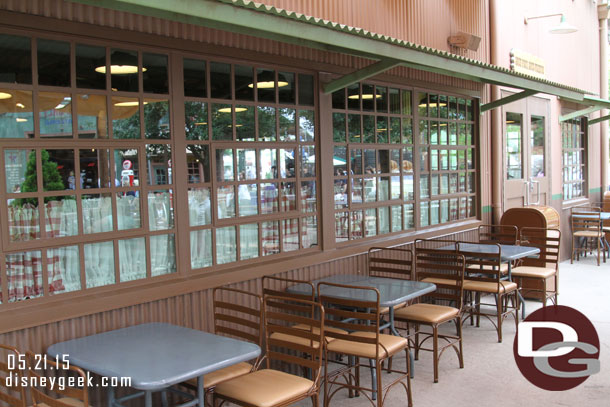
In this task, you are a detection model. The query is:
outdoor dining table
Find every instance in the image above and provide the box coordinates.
[438,242,540,318]
[47,322,261,407]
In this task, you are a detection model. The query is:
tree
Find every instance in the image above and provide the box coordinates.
[15,149,65,206]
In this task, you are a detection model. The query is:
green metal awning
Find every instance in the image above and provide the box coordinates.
[559,96,610,125]
[69,0,597,103]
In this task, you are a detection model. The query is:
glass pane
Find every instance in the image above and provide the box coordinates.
[351,210,363,239]
[186,145,210,184]
[379,206,390,235]
[430,200,440,225]
[237,149,257,181]
[45,196,77,237]
[82,194,112,234]
[298,74,315,106]
[364,149,376,174]
[418,93,428,117]
[389,88,400,114]
[334,146,347,175]
[211,62,231,99]
[257,69,276,103]
[347,84,360,110]
[348,114,361,143]
[279,108,296,141]
[458,98,466,121]
[143,53,168,94]
[391,205,402,232]
[280,182,296,211]
[390,117,400,143]
[110,49,139,92]
[85,241,115,288]
[376,86,388,113]
[112,97,140,139]
[299,110,315,142]
[365,208,377,237]
[441,174,449,195]
[238,183,258,216]
[379,177,389,201]
[0,89,34,138]
[335,212,349,242]
[38,39,70,87]
[440,199,449,223]
[390,176,400,199]
[262,221,280,255]
[352,178,363,204]
[183,58,206,98]
[450,150,458,170]
[362,84,374,112]
[260,149,277,179]
[188,187,211,226]
[0,34,31,84]
[301,180,316,213]
[430,94,439,117]
[430,150,438,171]
[216,149,234,182]
[48,246,81,295]
[420,147,429,171]
[450,173,458,194]
[282,218,299,251]
[211,104,233,140]
[7,198,40,242]
[39,92,72,138]
[420,174,429,198]
[302,216,317,248]
[419,120,428,144]
[6,251,42,302]
[114,148,139,187]
[116,194,141,230]
[5,149,35,193]
[146,145,171,185]
[402,118,413,144]
[420,201,429,227]
[258,106,276,141]
[240,224,259,260]
[531,115,545,177]
[440,95,448,118]
[401,90,412,115]
[468,172,476,193]
[404,204,414,229]
[236,105,255,141]
[506,112,523,179]
[362,115,375,143]
[231,64,253,101]
[376,117,388,143]
[144,99,170,139]
[148,190,174,230]
[118,237,146,282]
[278,72,295,104]
[364,177,376,203]
[430,122,438,145]
[332,89,346,110]
[440,149,448,170]
[185,101,208,140]
[333,113,346,142]
[217,226,236,265]
[351,149,363,175]
[151,234,176,277]
[448,96,457,119]
[77,95,107,139]
[300,146,316,178]
[335,179,348,208]
[75,44,105,89]
[217,185,235,219]
[261,183,278,214]
[431,174,439,196]
[190,229,212,269]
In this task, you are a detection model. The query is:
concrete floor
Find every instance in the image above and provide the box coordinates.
[300,256,610,407]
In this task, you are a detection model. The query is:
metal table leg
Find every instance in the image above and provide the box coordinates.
[145,391,152,407]
[508,262,526,319]
[197,376,205,407]
[389,307,414,378]
[107,388,115,407]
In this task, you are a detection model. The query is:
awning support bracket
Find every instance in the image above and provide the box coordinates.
[559,106,602,122]
[479,90,537,114]
[589,114,610,125]
[322,59,402,94]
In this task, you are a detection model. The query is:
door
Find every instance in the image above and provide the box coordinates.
[503,93,550,210]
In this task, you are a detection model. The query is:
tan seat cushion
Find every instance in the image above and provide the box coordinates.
[326,332,408,359]
[421,277,457,286]
[511,266,556,279]
[467,263,509,273]
[34,397,90,407]
[463,279,517,293]
[573,230,603,238]
[215,369,314,407]
[394,303,459,324]
[269,332,321,349]
[186,362,252,389]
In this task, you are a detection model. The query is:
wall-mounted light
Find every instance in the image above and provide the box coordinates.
[524,13,578,34]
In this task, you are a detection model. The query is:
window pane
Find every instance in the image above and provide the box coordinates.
[347,84,360,110]
[376,86,388,113]
[234,65,254,101]
[258,106,277,141]
[282,218,299,252]
[334,146,347,175]
[401,90,412,115]
[240,224,259,260]
[362,115,375,143]
[187,145,210,183]
[48,246,81,295]
[390,117,400,143]
[190,229,212,269]
[280,182,296,211]
[365,208,377,237]
[302,216,317,248]
[333,113,346,142]
[216,149,234,182]
[531,115,545,177]
[185,101,208,140]
[38,39,70,87]
[217,226,236,264]
[418,93,428,117]
[45,196,77,237]
[430,200,440,225]
[351,210,363,239]
[143,53,168,94]
[279,149,295,178]
[114,148,139,187]
[302,181,316,213]
[151,234,176,277]
[332,89,346,110]
[0,89,33,138]
[420,201,429,227]
[236,105,255,141]
[362,84,374,111]
[404,203,414,229]
[364,177,377,203]
[144,99,170,139]
[39,92,72,138]
[210,62,231,99]
[257,69,276,103]
[402,118,412,144]
[379,177,389,201]
[217,185,235,219]
[189,187,211,226]
[146,145,171,186]
[148,190,174,231]
[82,194,112,234]
[376,117,388,143]
[379,206,390,234]
[260,183,278,214]
[348,114,361,143]
[298,74,315,106]
[506,112,523,179]
[351,178,363,204]
[183,58,206,98]
[116,194,141,230]
[238,183,258,217]
[7,198,40,242]
[112,97,140,139]
[260,149,277,179]
[299,110,315,142]
[119,237,146,282]
[75,44,105,89]
[279,108,296,141]
[301,146,315,177]
[335,212,348,242]
[262,221,279,255]
[85,241,115,288]
[77,94,107,139]
[5,149,34,193]
[6,251,42,302]
[391,205,402,232]
[110,49,139,92]
[0,34,31,84]
[278,72,295,104]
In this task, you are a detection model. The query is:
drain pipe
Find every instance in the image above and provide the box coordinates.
[599,2,609,194]
[489,0,503,224]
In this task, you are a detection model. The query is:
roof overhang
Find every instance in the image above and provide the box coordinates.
[69,0,595,103]
[559,96,610,125]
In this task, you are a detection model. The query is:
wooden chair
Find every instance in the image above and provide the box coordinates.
[26,351,90,407]
[394,249,465,383]
[214,295,324,407]
[318,282,412,407]
[473,224,519,274]
[368,247,413,313]
[512,227,561,308]
[458,242,519,343]
[571,206,605,266]
[182,287,264,403]
[1,344,27,407]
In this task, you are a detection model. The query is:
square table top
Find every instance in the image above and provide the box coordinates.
[287,274,436,308]
[47,323,261,391]
[572,212,610,220]
[438,243,540,261]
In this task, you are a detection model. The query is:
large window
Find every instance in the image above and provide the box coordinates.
[561,118,587,200]
[331,83,476,242]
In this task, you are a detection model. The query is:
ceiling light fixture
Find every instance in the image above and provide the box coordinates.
[218,107,248,113]
[95,50,147,75]
[15,118,28,122]
[0,92,13,99]
[114,101,148,107]
[348,94,381,100]
[16,103,25,108]
[248,71,289,89]
[524,13,578,34]
[194,122,207,126]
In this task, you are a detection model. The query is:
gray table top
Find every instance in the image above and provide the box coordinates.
[47,323,261,391]
[439,243,540,261]
[572,212,610,220]
[287,274,436,307]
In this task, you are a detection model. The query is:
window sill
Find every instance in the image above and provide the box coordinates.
[561,197,590,212]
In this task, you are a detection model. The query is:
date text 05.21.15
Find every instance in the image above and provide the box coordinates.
[7,353,70,370]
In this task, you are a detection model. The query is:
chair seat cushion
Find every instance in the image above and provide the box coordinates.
[573,230,603,237]
[467,263,509,273]
[394,303,459,324]
[34,398,90,407]
[326,332,408,359]
[269,331,321,349]
[511,266,556,279]
[215,369,314,407]
[292,323,348,342]
[186,362,252,389]
[463,280,517,293]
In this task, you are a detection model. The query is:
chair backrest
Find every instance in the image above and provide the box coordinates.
[0,344,27,407]
[317,282,381,359]
[519,227,561,269]
[213,287,264,367]
[368,247,413,280]
[478,224,518,245]
[26,351,89,407]
[262,275,315,302]
[414,248,465,310]
[571,206,602,232]
[414,238,459,251]
[264,295,324,388]
[457,241,503,285]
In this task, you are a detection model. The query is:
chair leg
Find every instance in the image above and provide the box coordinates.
[433,325,439,383]
[405,349,413,407]
[456,317,464,369]
[496,293,503,343]
[376,361,383,407]
[414,324,420,360]
[311,394,319,407]
[323,351,329,407]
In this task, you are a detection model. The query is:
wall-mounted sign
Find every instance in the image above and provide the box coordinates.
[510,49,545,78]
